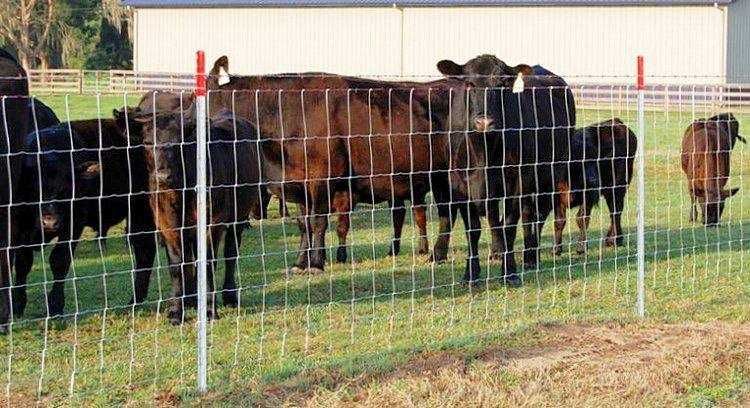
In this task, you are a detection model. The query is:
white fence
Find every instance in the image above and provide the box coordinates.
[3,63,748,405]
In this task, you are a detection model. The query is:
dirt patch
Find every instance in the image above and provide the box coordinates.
[240,321,750,407]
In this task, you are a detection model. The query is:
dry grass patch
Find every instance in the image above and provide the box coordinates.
[234,322,749,407]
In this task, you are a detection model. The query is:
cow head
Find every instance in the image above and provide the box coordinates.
[437,55,533,201]
[133,109,196,191]
[695,187,739,226]
[22,129,100,236]
[437,55,533,132]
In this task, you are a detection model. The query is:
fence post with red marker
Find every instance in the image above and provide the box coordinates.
[636,55,646,318]
[195,50,208,393]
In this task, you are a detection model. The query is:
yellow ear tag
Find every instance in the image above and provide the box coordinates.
[512,72,524,93]
[218,67,230,86]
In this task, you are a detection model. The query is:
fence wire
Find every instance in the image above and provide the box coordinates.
[0,72,746,405]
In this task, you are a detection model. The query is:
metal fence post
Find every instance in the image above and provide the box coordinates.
[636,55,646,318]
[195,50,209,393]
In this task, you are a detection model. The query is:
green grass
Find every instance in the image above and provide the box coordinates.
[2,94,748,406]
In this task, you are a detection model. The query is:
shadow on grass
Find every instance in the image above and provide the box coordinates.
[7,215,749,333]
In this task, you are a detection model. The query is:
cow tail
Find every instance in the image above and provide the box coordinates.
[736,135,747,145]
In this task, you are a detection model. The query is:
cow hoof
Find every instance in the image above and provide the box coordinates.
[305,267,325,274]
[0,325,7,335]
[504,274,522,288]
[523,262,537,271]
[417,240,429,255]
[429,252,447,264]
[336,247,348,263]
[223,291,238,308]
[168,309,183,326]
[551,247,562,257]
[576,245,587,255]
[207,308,219,321]
[463,258,481,283]
[289,266,305,275]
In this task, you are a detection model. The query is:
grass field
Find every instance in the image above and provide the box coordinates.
[0,94,748,406]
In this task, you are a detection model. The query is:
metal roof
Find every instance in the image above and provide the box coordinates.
[121,0,733,8]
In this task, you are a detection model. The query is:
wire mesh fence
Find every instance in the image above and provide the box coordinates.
[0,56,747,404]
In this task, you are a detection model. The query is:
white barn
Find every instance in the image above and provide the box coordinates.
[122,0,750,84]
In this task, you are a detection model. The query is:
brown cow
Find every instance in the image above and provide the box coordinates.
[205,56,464,275]
[681,113,744,226]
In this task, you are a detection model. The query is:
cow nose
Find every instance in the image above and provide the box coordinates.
[474,116,494,132]
[41,215,59,232]
[155,171,171,185]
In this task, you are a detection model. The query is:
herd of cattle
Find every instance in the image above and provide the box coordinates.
[0,50,744,330]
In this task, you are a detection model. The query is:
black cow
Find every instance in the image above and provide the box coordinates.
[13,119,156,317]
[436,55,577,285]
[0,48,29,332]
[128,108,265,324]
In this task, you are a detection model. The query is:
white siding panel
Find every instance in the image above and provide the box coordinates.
[134,6,727,84]
[135,8,402,76]
[403,6,726,83]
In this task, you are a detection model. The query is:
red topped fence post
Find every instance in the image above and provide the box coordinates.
[195,50,209,393]
[636,55,646,318]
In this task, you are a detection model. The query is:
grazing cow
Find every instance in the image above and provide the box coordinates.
[0,49,29,332]
[130,108,265,324]
[205,56,465,275]
[436,56,577,284]
[550,118,637,255]
[13,119,156,317]
[681,113,744,226]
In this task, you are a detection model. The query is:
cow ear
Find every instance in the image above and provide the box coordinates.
[513,64,534,76]
[79,161,101,180]
[721,188,740,198]
[437,60,464,76]
[210,56,229,76]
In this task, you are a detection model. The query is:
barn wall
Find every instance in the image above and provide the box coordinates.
[727,0,750,83]
[134,5,727,84]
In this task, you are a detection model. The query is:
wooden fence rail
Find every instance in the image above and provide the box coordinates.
[27,69,750,110]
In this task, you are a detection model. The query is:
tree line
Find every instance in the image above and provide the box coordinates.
[0,0,132,70]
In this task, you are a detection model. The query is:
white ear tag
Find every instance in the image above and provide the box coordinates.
[218,66,230,86]
[512,72,524,93]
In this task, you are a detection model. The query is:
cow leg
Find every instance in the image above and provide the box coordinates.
[486,198,503,261]
[552,197,568,257]
[164,241,187,325]
[576,206,592,255]
[430,202,458,263]
[523,197,551,270]
[413,194,429,255]
[292,208,312,274]
[222,223,242,307]
[307,213,328,273]
[388,199,406,257]
[46,224,84,317]
[459,203,481,283]
[499,197,522,287]
[333,192,351,263]
[0,249,12,334]
[205,226,223,320]
[604,186,626,247]
[12,246,34,316]
[128,229,157,305]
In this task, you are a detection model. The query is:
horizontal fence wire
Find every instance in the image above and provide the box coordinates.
[0,71,746,405]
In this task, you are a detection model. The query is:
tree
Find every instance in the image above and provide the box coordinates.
[0,0,58,69]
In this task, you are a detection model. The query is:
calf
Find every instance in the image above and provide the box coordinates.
[681,113,744,226]
[549,118,636,255]
[13,119,156,317]
[131,108,264,325]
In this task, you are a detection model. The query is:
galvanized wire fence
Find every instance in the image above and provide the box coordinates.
[0,56,747,404]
